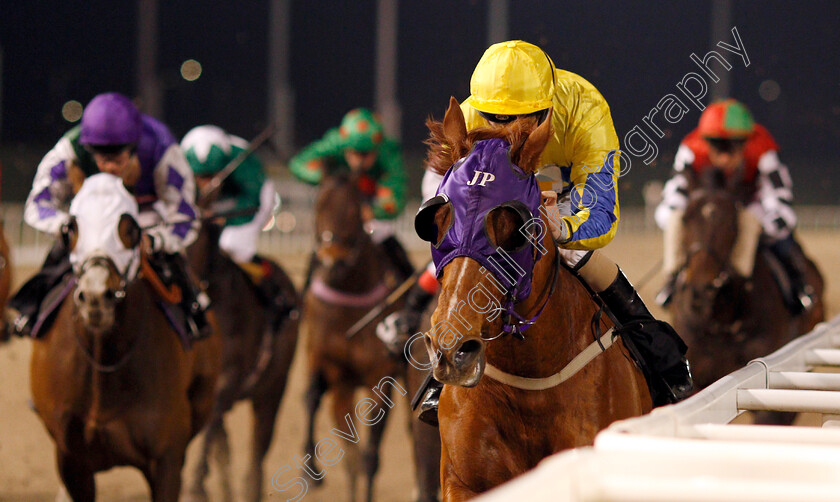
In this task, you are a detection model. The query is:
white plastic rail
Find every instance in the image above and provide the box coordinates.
[478,314,840,501]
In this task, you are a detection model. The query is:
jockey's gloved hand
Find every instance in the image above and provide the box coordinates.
[376,282,436,356]
[541,190,571,244]
[142,229,167,254]
[376,311,416,356]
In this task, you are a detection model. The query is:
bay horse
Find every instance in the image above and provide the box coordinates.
[183,220,300,502]
[0,221,11,340]
[418,98,649,500]
[29,173,221,501]
[672,170,824,407]
[299,171,415,502]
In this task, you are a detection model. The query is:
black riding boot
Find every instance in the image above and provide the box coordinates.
[598,269,693,407]
[252,256,296,332]
[6,242,72,337]
[379,235,415,281]
[386,284,441,426]
[769,235,815,314]
[411,370,444,427]
[164,252,211,341]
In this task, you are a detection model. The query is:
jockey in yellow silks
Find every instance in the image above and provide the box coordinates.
[399,41,692,424]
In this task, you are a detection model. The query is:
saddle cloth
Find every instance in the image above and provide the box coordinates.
[29,263,192,350]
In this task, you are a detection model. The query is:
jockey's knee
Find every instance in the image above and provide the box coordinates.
[565,249,619,293]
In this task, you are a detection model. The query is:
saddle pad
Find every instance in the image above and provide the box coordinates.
[28,268,192,350]
[30,274,77,338]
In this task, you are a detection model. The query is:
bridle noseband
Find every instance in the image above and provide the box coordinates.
[485,247,561,342]
[73,254,134,373]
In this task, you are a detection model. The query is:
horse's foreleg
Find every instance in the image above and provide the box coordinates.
[754,410,797,426]
[332,384,361,502]
[440,442,477,502]
[362,387,393,502]
[57,452,95,502]
[145,452,186,502]
[185,368,241,501]
[210,423,234,502]
[244,387,286,502]
[408,365,441,502]
[410,418,442,502]
[303,370,328,487]
[182,420,220,502]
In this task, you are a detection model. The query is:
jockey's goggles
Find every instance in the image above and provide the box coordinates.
[478,109,551,126]
[85,143,137,155]
[705,137,746,154]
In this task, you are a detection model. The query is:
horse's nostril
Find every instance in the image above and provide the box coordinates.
[78,291,86,303]
[454,339,482,367]
[459,339,482,354]
[424,334,433,352]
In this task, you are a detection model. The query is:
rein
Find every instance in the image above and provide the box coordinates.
[140,253,182,304]
[491,248,561,341]
[481,249,618,390]
[484,327,616,390]
[72,328,139,373]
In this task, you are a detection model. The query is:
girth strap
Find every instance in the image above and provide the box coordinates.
[483,328,615,391]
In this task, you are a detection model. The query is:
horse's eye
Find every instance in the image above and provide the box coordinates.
[415,195,452,247]
[485,204,529,252]
[118,213,140,249]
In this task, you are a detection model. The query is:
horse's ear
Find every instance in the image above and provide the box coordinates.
[518,108,553,173]
[118,213,141,249]
[443,97,467,154]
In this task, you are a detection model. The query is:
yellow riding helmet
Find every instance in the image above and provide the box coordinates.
[465,40,556,116]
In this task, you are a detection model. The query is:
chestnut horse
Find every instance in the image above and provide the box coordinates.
[418,98,649,500]
[299,172,414,502]
[184,221,300,502]
[672,171,824,403]
[29,174,221,501]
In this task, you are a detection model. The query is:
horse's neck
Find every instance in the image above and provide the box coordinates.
[321,234,385,293]
[485,249,594,378]
[62,282,150,413]
[187,224,218,278]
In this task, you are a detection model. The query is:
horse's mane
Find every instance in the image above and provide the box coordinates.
[424,116,541,176]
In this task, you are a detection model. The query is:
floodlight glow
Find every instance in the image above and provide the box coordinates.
[181,59,202,81]
[62,100,83,122]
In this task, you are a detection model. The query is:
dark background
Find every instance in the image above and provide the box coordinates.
[2,1,839,204]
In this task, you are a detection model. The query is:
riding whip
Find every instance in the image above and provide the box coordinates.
[140,206,260,231]
[345,259,433,339]
[198,123,276,206]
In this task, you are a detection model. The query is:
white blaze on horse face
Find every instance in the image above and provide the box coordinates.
[427,258,488,387]
[702,202,716,221]
[75,263,116,331]
[68,173,140,280]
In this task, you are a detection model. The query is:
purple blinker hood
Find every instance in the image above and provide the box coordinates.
[418,138,542,303]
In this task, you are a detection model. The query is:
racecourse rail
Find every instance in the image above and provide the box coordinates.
[477,314,840,502]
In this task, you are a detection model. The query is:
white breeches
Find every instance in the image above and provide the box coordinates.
[219,181,276,263]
